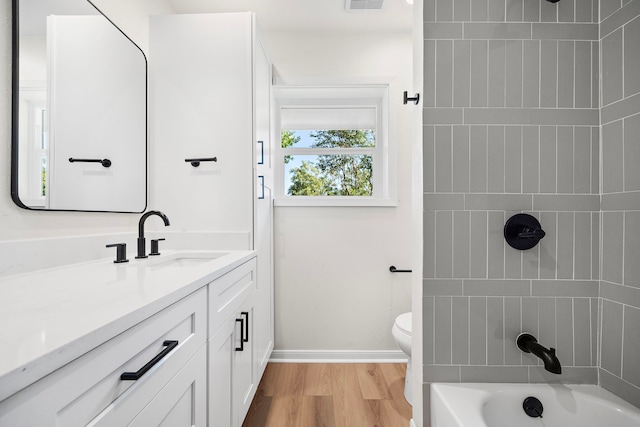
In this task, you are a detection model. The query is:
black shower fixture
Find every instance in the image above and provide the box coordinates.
[547,0,560,3]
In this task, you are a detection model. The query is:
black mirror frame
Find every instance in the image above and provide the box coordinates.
[10,0,148,213]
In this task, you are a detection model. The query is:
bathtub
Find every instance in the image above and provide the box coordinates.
[431,383,640,427]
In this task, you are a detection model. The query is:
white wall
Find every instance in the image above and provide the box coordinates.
[265,31,414,353]
[0,0,172,241]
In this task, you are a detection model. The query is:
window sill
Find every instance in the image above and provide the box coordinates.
[274,197,398,207]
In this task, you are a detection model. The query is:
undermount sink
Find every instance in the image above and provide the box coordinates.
[136,251,231,270]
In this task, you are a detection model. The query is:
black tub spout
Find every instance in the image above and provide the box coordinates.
[517,333,562,374]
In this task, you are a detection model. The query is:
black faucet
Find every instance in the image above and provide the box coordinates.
[517,333,562,374]
[136,210,170,259]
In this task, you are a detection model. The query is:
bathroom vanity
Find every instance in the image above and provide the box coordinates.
[0,250,267,426]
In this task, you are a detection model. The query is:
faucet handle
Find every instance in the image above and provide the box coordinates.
[106,243,129,263]
[150,238,165,256]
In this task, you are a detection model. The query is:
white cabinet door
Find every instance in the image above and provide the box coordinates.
[208,314,234,427]
[208,298,256,427]
[115,346,206,427]
[255,179,273,377]
[150,13,254,232]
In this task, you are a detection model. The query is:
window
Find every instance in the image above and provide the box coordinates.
[274,85,395,206]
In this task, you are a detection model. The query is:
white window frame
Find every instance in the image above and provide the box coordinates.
[274,85,396,207]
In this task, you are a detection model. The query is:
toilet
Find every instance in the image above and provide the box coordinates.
[392,312,412,405]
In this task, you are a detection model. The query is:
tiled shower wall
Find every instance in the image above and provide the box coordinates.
[599,0,640,407]
[422,0,601,391]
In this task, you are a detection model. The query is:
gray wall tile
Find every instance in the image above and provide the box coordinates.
[506,0,523,22]
[601,0,624,21]
[601,280,640,307]
[522,126,540,193]
[453,40,471,107]
[541,0,558,22]
[539,212,557,279]
[424,126,435,192]
[436,0,454,22]
[424,279,464,296]
[434,296,453,363]
[592,42,599,108]
[529,366,598,383]
[424,210,436,278]
[435,211,454,277]
[469,212,488,278]
[452,297,470,364]
[533,194,600,211]
[573,212,592,279]
[469,126,488,192]
[504,297,523,365]
[505,127,522,193]
[600,369,640,408]
[624,12,640,97]
[575,0,593,23]
[558,0,575,23]
[532,280,599,297]
[465,194,533,210]
[453,126,470,192]
[488,0,506,22]
[602,212,624,284]
[532,23,599,40]
[487,297,505,365]
[505,41,523,108]
[557,213,574,279]
[601,28,624,106]
[471,0,489,22]
[574,298,593,366]
[436,40,454,107]
[601,1,640,37]
[460,366,529,382]
[523,0,541,22]
[424,366,461,383]
[574,41,593,108]
[622,306,640,386]
[573,127,592,194]
[487,212,505,278]
[601,300,623,376]
[624,113,640,191]
[464,279,530,296]
[591,127,599,193]
[454,0,471,22]
[435,126,453,192]
[539,126,557,193]
[538,297,557,351]
[600,122,624,188]
[453,211,470,278]
[558,42,575,108]
[488,40,506,107]
[470,40,488,107]
[424,297,435,364]
[540,41,558,108]
[424,40,436,107]
[624,212,640,288]
[557,126,574,193]
[556,298,574,365]
[469,297,488,364]
[601,92,640,125]
[487,127,506,193]
[523,41,541,108]
[424,194,465,210]
[424,23,463,39]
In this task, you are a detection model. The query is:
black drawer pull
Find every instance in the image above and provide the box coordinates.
[241,311,249,343]
[120,340,179,381]
[235,318,245,352]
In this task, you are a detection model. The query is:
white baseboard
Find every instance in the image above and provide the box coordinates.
[269,349,408,363]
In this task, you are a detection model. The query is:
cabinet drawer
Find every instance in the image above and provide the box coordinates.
[0,287,206,427]
[208,257,257,337]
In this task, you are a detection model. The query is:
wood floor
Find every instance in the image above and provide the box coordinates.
[242,363,412,427]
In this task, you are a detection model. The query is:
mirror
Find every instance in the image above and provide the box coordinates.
[11,0,147,212]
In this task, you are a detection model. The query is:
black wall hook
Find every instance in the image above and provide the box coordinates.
[403,91,420,105]
[504,213,546,250]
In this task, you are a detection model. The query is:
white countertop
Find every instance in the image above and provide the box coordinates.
[0,249,255,401]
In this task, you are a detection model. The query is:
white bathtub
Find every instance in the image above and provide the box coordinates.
[431,383,640,427]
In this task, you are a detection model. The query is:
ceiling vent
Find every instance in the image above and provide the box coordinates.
[345,0,384,10]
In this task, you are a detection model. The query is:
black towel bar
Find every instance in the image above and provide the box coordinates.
[389,266,412,273]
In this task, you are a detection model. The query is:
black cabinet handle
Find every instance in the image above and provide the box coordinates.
[257,141,264,165]
[68,157,111,168]
[258,176,265,199]
[389,265,412,273]
[241,311,249,343]
[235,318,245,352]
[120,340,179,380]
[185,157,217,167]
